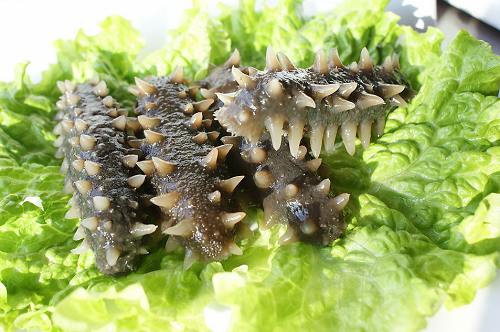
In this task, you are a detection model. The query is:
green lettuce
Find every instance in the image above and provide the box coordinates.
[0,0,499,331]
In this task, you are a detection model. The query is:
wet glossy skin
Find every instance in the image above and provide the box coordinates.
[134,77,242,260]
[57,83,150,275]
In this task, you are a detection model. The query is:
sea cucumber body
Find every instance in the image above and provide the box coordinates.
[132,75,245,262]
[55,81,154,275]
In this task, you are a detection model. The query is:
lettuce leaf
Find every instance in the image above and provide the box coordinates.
[0,1,499,332]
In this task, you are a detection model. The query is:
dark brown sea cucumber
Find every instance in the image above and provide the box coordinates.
[203,52,349,245]
[54,79,156,275]
[128,69,246,268]
[215,47,413,157]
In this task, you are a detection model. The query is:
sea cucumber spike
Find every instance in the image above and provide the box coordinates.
[375,117,386,137]
[356,92,385,109]
[310,83,340,100]
[315,179,331,195]
[200,88,216,99]
[208,190,221,204]
[107,109,118,117]
[190,112,203,129]
[53,136,65,147]
[128,85,141,97]
[88,75,100,85]
[329,48,343,68]
[338,82,358,98]
[93,196,110,211]
[111,115,127,131]
[165,236,180,252]
[93,81,109,96]
[310,125,325,158]
[341,121,357,156]
[67,132,79,144]
[80,134,96,151]
[216,144,233,162]
[193,99,214,112]
[56,100,67,110]
[188,86,199,98]
[348,62,359,72]
[60,159,69,174]
[71,159,85,172]
[264,114,285,150]
[331,96,355,112]
[144,130,166,144]
[105,247,120,266]
[330,193,350,211]
[284,184,299,198]
[295,91,316,109]
[313,49,329,74]
[265,46,282,71]
[287,118,304,158]
[207,131,220,142]
[127,174,146,188]
[249,147,267,163]
[137,115,161,129]
[383,55,393,72]
[247,66,259,76]
[57,81,66,93]
[277,51,296,70]
[192,132,208,144]
[391,94,408,107]
[61,119,74,132]
[130,222,157,237]
[170,66,184,84]
[202,119,213,129]
[221,212,246,229]
[359,119,373,148]
[266,78,284,98]
[136,160,155,176]
[218,176,244,193]
[220,136,242,146]
[324,124,338,152]
[392,54,400,69]
[376,83,405,98]
[254,170,274,189]
[53,122,63,135]
[84,160,101,176]
[152,157,177,176]
[81,217,98,231]
[75,180,92,195]
[224,49,241,67]
[150,192,181,209]
[67,94,81,106]
[164,219,194,236]
[73,227,86,241]
[135,77,158,95]
[126,117,141,132]
[305,158,322,172]
[102,96,115,107]
[215,92,236,105]
[232,66,256,89]
[183,103,194,114]
[71,239,90,254]
[278,226,298,245]
[183,249,197,270]
[65,206,80,219]
[64,80,76,92]
[226,241,243,255]
[359,47,373,71]
[74,119,88,132]
[169,66,184,84]
[203,148,219,171]
[296,145,308,160]
[128,139,143,149]
[145,102,157,110]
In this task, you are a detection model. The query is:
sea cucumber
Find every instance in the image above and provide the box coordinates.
[54,79,156,275]
[223,135,348,245]
[203,52,349,245]
[129,68,246,268]
[215,47,413,157]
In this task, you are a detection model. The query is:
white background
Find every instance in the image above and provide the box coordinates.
[0,1,498,331]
